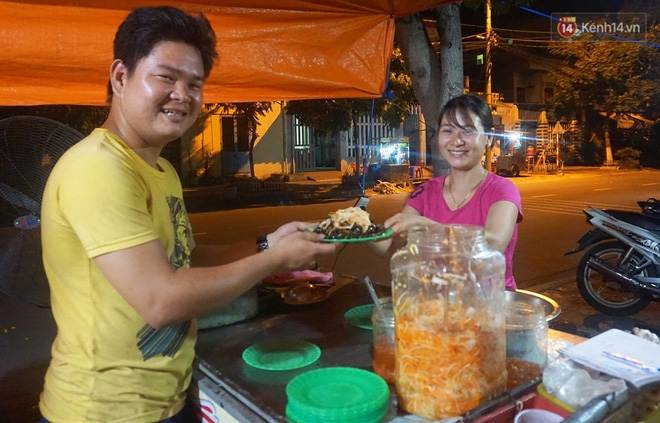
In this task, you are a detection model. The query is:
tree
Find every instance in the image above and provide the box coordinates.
[396,0,539,175]
[286,48,417,181]
[216,102,273,178]
[395,5,462,176]
[548,24,660,164]
[286,48,416,135]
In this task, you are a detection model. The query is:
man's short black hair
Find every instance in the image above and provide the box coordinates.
[107,6,218,101]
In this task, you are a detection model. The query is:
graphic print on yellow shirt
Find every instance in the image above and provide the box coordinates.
[137,195,193,360]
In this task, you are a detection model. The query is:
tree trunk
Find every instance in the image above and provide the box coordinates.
[396,14,442,176]
[604,112,614,167]
[396,3,463,177]
[249,124,257,178]
[434,3,464,176]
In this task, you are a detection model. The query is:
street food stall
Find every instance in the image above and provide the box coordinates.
[377,137,411,182]
[191,278,586,422]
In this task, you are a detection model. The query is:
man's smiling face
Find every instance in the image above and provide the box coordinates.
[116,40,205,149]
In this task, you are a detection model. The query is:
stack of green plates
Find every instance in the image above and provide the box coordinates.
[286,367,390,423]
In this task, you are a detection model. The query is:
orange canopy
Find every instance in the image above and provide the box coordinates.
[1,0,450,106]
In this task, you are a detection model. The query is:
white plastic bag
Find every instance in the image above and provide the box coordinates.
[542,357,627,408]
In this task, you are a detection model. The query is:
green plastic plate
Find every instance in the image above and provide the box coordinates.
[322,228,394,243]
[242,340,321,371]
[286,367,389,422]
[344,304,374,330]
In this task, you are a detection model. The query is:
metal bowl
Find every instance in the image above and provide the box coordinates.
[505,289,561,322]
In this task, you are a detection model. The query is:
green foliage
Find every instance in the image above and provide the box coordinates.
[614,146,642,169]
[548,24,660,118]
[215,102,273,142]
[286,48,417,135]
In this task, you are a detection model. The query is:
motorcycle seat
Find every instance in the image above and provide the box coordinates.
[606,209,660,234]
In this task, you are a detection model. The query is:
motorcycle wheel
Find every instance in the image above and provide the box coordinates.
[576,240,653,316]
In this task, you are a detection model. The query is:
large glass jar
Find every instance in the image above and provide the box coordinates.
[390,224,507,420]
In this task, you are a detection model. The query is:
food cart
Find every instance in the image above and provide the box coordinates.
[377,137,411,182]
[496,154,526,177]
[189,278,618,423]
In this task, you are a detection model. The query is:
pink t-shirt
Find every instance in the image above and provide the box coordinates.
[406,172,523,289]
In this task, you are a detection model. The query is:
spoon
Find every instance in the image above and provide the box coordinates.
[361,276,383,313]
[283,283,330,305]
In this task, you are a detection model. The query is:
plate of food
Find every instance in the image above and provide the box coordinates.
[312,207,394,243]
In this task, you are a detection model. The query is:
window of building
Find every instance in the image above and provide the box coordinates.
[221,116,250,152]
[544,87,555,102]
[516,87,526,103]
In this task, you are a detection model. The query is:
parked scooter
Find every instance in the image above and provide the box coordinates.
[565,198,660,315]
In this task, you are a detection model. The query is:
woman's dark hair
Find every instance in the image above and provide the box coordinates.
[107,6,218,99]
[438,94,493,132]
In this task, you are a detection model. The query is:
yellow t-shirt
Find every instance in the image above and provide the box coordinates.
[39,129,196,422]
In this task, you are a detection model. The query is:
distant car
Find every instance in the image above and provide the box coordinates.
[495,155,526,177]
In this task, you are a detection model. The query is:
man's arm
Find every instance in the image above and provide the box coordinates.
[94,229,336,329]
[191,241,254,267]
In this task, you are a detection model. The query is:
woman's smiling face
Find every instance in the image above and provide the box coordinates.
[437,110,491,172]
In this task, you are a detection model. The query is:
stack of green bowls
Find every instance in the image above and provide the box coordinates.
[286,367,390,423]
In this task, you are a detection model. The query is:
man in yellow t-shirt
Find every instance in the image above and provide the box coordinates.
[39,7,338,423]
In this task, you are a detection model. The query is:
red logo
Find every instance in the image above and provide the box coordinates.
[557,17,577,38]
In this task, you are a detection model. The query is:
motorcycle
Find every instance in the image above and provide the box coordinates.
[565,197,660,315]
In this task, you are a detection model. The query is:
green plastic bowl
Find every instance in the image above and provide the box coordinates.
[285,367,389,422]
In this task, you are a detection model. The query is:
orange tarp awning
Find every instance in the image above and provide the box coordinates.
[0,0,450,106]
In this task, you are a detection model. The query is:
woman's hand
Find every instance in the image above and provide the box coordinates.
[384,209,436,234]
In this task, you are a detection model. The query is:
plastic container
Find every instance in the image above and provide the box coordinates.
[285,367,389,423]
[371,297,395,384]
[390,224,507,420]
[506,300,548,388]
[198,287,258,329]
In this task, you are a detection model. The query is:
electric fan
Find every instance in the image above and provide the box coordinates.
[0,116,84,307]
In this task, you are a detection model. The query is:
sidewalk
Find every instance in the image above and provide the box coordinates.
[183,167,434,213]
[182,164,645,213]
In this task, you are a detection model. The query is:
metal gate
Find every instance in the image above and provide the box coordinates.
[292,116,315,171]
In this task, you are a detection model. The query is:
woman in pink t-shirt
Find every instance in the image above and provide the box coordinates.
[370,94,522,289]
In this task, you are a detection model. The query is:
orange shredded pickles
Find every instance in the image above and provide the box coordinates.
[394,300,506,420]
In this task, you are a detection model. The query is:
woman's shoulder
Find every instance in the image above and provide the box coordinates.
[482,172,521,205]
[486,172,517,189]
[408,175,445,203]
[411,175,445,192]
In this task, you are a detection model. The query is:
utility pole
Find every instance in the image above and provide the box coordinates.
[485,0,492,108]
[484,0,494,171]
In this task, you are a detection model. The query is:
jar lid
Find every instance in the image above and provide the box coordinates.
[286,367,389,422]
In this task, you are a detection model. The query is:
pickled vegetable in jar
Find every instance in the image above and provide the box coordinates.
[371,297,395,384]
[391,224,507,420]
